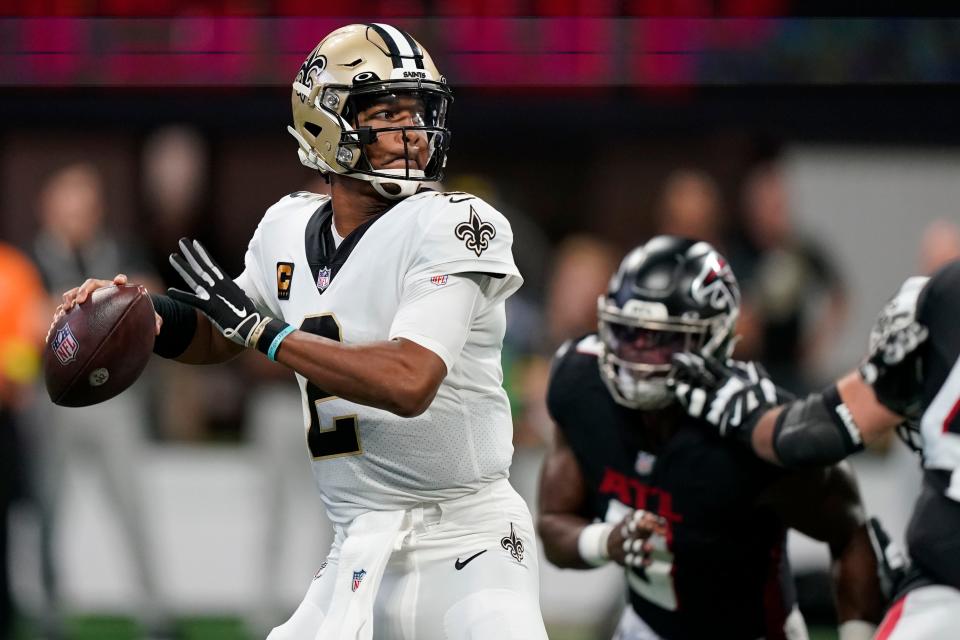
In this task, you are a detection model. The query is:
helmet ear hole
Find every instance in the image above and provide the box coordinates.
[304,122,322,137]
[380,182,402,196]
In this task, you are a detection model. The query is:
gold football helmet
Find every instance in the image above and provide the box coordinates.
[288,23,453,199]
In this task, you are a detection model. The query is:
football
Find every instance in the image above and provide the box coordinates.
[44,284,156,407]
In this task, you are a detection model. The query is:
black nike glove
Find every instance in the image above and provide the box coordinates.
[668,353,784,440]
[168,238,287,352]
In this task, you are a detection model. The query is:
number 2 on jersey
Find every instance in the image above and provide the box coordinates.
[300,314,363,460]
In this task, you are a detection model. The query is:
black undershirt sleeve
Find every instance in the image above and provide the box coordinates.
[150,293,198,359]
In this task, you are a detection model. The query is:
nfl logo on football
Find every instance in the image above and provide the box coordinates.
[317,267,332,292]
[52,324,80,365]
[351,569,367,592]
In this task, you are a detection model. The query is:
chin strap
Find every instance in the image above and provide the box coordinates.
[288,126,338,173]
[368,173,422,199]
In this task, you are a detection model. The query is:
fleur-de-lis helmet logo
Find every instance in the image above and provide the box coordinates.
[294,45,327,105]
[455,206,497,257]
[500,522,525,564]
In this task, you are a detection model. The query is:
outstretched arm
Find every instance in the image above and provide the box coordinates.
[166,238,475,417]
[748,372,903,466]
[671,278,927,468]
[670,314,920,468]
[52,274,245,365]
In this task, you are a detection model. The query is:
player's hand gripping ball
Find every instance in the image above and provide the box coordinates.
[44,282,157,407]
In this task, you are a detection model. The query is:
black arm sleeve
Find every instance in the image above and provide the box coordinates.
[772,384,865,468]
[150,293,198,359]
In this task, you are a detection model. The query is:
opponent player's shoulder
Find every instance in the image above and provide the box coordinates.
[869,263,958,352]
[918,259,960,322]
[547,333,604,418]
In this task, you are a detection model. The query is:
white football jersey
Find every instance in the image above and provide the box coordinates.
[236,190,523,523]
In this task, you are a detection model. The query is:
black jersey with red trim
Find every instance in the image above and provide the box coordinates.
[901,260,960,591]
[547,334,796,640]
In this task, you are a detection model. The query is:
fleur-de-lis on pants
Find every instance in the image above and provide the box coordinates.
[455,206,497,257]
[500,522,525,564]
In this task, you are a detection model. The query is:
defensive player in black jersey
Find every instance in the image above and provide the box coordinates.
[537,236,885,640]
[671,260,960,640]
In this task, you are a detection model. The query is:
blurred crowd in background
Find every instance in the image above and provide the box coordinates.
[3,6,960,640]
[2,124,957,639]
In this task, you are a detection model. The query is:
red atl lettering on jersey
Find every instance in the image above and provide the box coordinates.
[597,467,683,524]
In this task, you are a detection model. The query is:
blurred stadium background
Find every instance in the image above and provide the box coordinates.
[2,2,960,639]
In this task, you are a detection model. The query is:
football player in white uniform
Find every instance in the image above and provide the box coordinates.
[53,23,548,640]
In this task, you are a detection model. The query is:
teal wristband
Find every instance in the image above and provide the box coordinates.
[255,318,294,360]
[267,325,296,361]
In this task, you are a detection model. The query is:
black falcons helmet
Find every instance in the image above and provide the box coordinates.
[597,235,741,409]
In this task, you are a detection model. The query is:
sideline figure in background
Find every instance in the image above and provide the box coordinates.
[538,236,885,640]
[0,242,45,639]
[671,259,960,640]
[53,23,547,640]
[32,163,159,625]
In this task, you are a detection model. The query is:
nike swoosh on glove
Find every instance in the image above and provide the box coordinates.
[168,238,271,348]
[668,353,782,437]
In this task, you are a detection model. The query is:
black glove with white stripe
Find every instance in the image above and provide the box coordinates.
[168,238,272,349]
[668,354,785,442]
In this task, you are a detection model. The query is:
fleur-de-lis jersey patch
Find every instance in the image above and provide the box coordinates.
[454,206,497,257]
[500,522,525,564]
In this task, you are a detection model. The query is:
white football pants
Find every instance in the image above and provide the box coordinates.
[266,478,548,640]
[875,584,960,640]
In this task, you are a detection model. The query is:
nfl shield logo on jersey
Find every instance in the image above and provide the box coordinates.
[51,323,80,365]
[316,267,332,292]
[351,569,367,592]
[635,451,656,476]
[430,274,449,286]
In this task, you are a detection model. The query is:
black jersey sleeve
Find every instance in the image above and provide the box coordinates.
[911,261,960,506]
[546,334,607,438]
[546,339,577,429]
[917,260,960,434]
